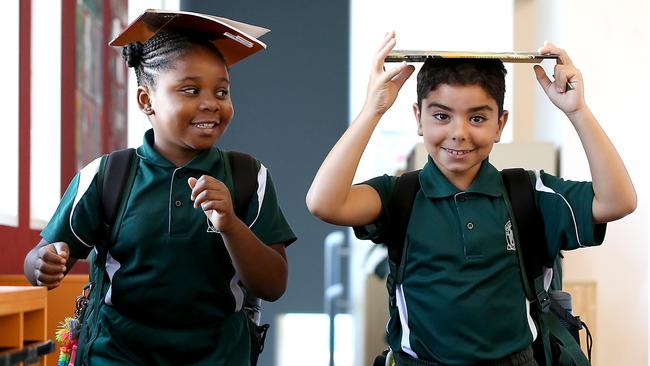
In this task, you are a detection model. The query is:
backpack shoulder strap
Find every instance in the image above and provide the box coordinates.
[500,168,546,297]
[384,170,421,267]
[226,151,258,221]
[226,151,263,322]
[99,148,138,241]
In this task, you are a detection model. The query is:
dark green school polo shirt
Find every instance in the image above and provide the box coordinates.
[355,156,605,365]
[42,129,296,365]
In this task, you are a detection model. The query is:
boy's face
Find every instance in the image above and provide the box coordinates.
[139,46,234,163]
[413,84,508,189]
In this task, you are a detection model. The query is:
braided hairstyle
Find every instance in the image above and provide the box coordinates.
[417,58,507,115]
[121,30,226,88]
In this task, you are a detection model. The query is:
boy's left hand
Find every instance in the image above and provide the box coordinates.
[188,175,236,233]
[533,42,586,116]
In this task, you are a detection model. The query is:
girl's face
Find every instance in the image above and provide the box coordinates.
[414,84,508,190]
[140,45,234,166]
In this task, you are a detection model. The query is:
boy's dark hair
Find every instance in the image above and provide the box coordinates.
[121,30,226,88]
[416,58,507,115]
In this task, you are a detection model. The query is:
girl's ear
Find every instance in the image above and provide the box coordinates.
[137,86,154,115]
[413,103,423,136]
[495,110,509,142]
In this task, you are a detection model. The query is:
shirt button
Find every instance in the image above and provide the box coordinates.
[175,200,182,207]
[466,222,474,230]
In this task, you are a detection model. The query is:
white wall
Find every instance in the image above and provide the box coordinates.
[532,1,649,365]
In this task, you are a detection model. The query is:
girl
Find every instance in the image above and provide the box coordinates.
[24,10,295,365]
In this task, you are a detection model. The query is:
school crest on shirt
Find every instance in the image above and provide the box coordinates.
[505,220,516,251]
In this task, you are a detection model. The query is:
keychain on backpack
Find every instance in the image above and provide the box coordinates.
[55,289,89,366]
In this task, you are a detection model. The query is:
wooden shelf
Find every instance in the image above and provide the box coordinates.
[0,286,47,365]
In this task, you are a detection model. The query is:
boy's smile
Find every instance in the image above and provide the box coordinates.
[141,46,234,166]
[414,84,508,190]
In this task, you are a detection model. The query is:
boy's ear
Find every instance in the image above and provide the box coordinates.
[413,103,423,136]
[137,86,154,115]
[494,110,509,143]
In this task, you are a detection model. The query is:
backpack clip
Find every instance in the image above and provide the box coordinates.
[536,288,551,313]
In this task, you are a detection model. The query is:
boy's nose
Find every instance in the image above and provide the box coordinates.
[450,121,468,141]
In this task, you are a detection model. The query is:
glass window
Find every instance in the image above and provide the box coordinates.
[0,0,19,227]
[30,0,62,229]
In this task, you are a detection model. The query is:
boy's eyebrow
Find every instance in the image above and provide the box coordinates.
[467,105,494,113]
[426,102,494,113]
[426,102,453,111]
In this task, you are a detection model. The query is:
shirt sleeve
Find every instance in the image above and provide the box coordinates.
[352,174,398,243]
[246,163,297,247]
[40,157,105,259]
[534,170,607,258]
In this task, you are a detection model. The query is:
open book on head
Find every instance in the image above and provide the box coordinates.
[385,50,559,64]
[109,9,271,66]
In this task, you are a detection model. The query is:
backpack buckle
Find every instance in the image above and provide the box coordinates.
[536,289,551,313]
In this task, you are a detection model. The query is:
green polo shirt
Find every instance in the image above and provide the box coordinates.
[42,129,296,365]
[355,157,605,365]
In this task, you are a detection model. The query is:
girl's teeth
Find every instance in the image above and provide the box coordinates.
[196,123,215,128]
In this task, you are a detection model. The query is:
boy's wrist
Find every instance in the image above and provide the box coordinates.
[565,105,592,123]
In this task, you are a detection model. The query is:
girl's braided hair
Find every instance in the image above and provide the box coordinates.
[121,30,226,87]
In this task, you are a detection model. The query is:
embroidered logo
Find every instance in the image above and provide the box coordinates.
[505,220,516,251]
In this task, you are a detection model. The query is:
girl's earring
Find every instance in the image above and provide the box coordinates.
[143,105,153,114]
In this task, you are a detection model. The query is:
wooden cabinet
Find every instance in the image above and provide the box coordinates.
[0,276,87,366]
[0,286,47,365]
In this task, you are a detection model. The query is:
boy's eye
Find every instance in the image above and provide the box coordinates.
[433,113,449,121]
[216,89,229,98]
[470,115,486,124]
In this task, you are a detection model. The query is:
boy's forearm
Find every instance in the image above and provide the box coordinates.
[306,108,381,219]
[568,107,637,222]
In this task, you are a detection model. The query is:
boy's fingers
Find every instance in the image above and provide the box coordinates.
[554,68,569,93]
[373,32,396,73]
[533,65,552,91]
[392,64,415,88]
[538,41,574,66]
[381,61,407,81]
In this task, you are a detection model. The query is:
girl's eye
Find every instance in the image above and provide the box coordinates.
[433,113,449,121]
[470,116,486,124]
[182,87,199,95]
[216,89,229,98]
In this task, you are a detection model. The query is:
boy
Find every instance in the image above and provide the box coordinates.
[306,32,636,365]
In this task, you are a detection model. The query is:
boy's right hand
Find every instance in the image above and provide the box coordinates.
[33,242,69,289]
[363,31,415,116]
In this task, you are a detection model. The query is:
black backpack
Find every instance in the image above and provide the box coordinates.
[73,148,268,366]
[376,168,591,366]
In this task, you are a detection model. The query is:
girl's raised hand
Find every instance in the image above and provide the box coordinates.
[533,42,586,117]
[363,31,415,116]
[188,175,236,233]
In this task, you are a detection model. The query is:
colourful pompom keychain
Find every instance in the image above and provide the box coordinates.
[55,292,89,366]
[55,317,79,366]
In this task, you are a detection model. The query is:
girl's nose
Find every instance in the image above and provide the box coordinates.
[199,97,220,112]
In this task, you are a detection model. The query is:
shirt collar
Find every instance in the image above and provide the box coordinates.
[419,156,503,198]
[136,129,223,173]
